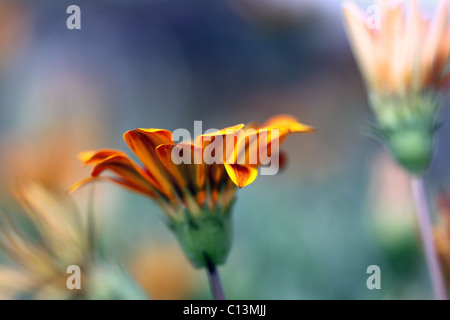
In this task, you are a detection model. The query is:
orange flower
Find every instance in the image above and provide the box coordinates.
[71,115,313,221]
[342,0,450,96]
[70,114,313,268]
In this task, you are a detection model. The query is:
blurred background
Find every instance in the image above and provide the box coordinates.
[0,0,449,299]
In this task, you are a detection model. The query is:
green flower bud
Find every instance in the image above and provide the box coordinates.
[169,204,233,269]
[370,93,439,175]
[386,128,433,174]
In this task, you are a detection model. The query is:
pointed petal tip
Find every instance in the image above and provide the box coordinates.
[78,150,95,163]
[224,163,258,188]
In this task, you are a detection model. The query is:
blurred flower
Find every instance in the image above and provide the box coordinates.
[0,181,88,299]
[342,0,450,173]
[0,125,98,194]
[0,180,146,300]
[435,192,450,284]
[129,244,200,299]
[343,0,449,96]
[71,115,313,268]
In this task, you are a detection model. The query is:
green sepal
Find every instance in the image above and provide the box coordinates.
[369,93,439,175]
[168,201,234,269]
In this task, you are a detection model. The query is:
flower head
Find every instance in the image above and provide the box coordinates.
[343,0,450,96]
[342,0,450,174]
[71,115,313,267]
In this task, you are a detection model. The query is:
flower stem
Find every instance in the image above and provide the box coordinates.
[410,177,447,300]
[205,256,225,300]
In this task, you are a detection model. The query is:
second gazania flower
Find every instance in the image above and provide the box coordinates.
[70,115,314,269]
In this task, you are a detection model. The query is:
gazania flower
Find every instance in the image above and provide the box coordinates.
[343,0,450,173]
[70,114,313,298]
[343,0,450,300]
[0,180,146,300]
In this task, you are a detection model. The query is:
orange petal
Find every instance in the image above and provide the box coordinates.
[421,0,449,86]
[123,129,175,197]
[89,154,157,197]
[68,176,156,198]
[68,176,99,194]
[260,114,315,134]
[224,163,258,188]
[78,149,126,165]
[156,143,204,192]
[236,115,313,167]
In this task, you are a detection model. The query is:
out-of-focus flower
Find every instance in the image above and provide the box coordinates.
[0,181,88,299]
[342,0,450,173]
[434,192,450,284]
[0,124,103,195]
[129,244,200,299]
[71,115,313,268]
[343,0,450,96]
[0,180,146,300]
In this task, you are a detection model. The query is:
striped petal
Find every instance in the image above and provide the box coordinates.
[156,143,204,192]
[124,129,175,198]
[224,163,258,188]
[73,153,157,198]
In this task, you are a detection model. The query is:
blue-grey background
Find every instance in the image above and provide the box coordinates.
[0,0,449,299]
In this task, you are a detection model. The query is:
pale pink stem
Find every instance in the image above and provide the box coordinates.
[411,177,447,300]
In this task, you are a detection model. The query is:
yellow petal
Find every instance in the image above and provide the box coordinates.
[260,114,315,134]
[224,163,258,188]
[78,149,126,165]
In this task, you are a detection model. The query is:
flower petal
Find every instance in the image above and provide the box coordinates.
[75,154,157,198]
[123,129,175,197]
[342,1,377,90]
[224,163,258,188]
[260,114,315,134]
[68,176,156,198]
[235,115,313,167]
[421,0,449,86]
[155,143,204,192]
[78,149,127,165]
